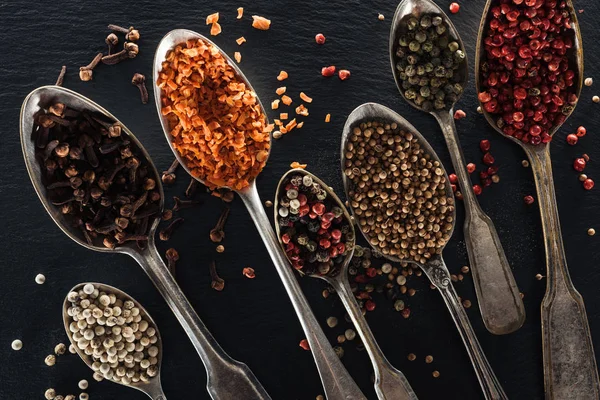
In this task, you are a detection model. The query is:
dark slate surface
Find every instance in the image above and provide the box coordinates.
[1,0,599,399]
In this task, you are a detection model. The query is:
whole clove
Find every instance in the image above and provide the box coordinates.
[209,260,225,291]
[166,248,179,276]
[108,24,140,42]
[79,53,103,82]
[32,102,161,248]
[105,33,119,54]
[172,196,202,212]
[159,217,184,241]
[209,207,230,243]
[55,66,67,86]
[132,73,149,104]
[161,159,179,185]
[185,178,200,197]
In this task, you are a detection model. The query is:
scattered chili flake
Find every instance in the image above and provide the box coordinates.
[338,69,351,81]
[206,12,219,24]
[290,162,307,169]
[271,99,280,110]
[299,339,310,351]
[449,2,460,13]
[210,22,222,36]
[315,33,326,45]
[467,163,476,173]
[237,7,244,19]
[281,95,292,106]
[321,66,336,77]
[285,118,297,131]
[234,52,242,63]
[242,267,256,279]
[566,134,578,145]
[296,104,309,116]
[274,119,282,126]
[454,110,466,120]
[576,126,587,137]
[277,71,288,81]
[276,86,286,95]
[524,195,535,205]
[157,38,271,190]
[252,15,271,30]
[299,92,313,103]
[236,36,246,45]
[280,113,288,120]
[584,178,595,190]
[378,13,385,21]
[297,121,304,129]
[325,113,331,123]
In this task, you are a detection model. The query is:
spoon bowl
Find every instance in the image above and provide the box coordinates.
[341,102,507,400]
[63,282,166,399]
[389,0,525,336]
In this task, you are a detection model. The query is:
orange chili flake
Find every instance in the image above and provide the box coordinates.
[297,121,304,129]
[157,38,271,190]
[237,7,244,19]
[280,127,288,134]
[325,113,331,122]
[277,71,288,81]
[276,86,286,95]
[281,95,292,106]
[236,36,246,45]
[290,162,307,169]
[271,99,280,110]
[234,52,242,63]
[274,119,282,126]
[299,92,313,103]
[285,118,297,131]
[280,112,289,120]
[296,104,309,116]
[210,22,222,36]
[252,15,271,30]
[206,12,219,24]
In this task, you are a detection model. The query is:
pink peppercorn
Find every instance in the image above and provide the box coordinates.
[483,152,495,165]
[321,66,336,77]
[584,178,595,190]
[480,140,491,152]
[524,195,535,205]
[315,33,326,45]
[566,134,578,145]
[338,69,351,81]
[366,267,377,278]
[467,163,476,174]
[365,300,376,312]
[487,165,499,175]
[454,110,467,120]
[401,308,411,319]
[312,203,325,215]
[473,185,482,196]
[576,126,587,137]
[449,2,460,14]
[299,339,310,351]
[449,173,458,183]
[573,158,586,172]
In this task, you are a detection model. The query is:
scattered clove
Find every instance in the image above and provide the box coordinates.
[159,217,184,241]
[210,260,225,291]
[55,66,67,86]
[185,178,199,198]
[132,73,149,104]
[166,248,179,276]
[210,207,230,243]
[105,33,119,54]
[108,24,140,42]
[173,196,202,212]
[161,159,179,185]
[102,42,138,65]
[79,53,103,82]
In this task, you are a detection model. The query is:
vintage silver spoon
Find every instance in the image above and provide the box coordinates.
[474,2,600,398]
[63,282,167,400]
[153,29,366,400]
[342,102,508,400]
[274,168,418,400]
[20,85,270,400]
[389,0,525,335]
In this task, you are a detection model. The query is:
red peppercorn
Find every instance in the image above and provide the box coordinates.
[321,212,335,223]
[366,267,377,278]
[483,178,493,187]
[487,165,499,175]
[299,339,310,351]
[576,126,587,137]
[483,152,495,165]
[480,139,491,152]
[473,185,483,196]
[449,2,460,14]
[454,110,466,120]
[365,300,376,312]
[315,33,326,45]
[480,171,488,180]
[355,274,367,284]
[319,239,331,249]
[338,69,351,81]
[467,163,476,173]
[584,178,595,190]
[336,243,345,254]
[321,66,336,77]
[451,184,457,192]
[401,307,411,319]
[282,233,291,244]
[524,195,535,205]
[297,193,307,206]
[449,173,458,184]
[566,134,578,145]
[312,203,325,215]
[330,229,342,241]
[573,158,586,172]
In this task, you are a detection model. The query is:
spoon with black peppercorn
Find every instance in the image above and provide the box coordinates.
[274,168,418,400]
[389,0,525,336]
[20,86,270,400]
[63,282,166,399]
[153,29,366,400]
[341,102,507,400]
[474,2,599,398]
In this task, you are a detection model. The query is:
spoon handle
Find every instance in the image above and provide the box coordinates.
[422,257,507,400]
[131,241,271,400]
[434,110,525,335]
[327,277,418,400]
[239,181,367,400]
[524,145,600,400]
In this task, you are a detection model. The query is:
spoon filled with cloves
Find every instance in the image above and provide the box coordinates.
[389,0,525,335]
[341,102,508,400]
[274,168,418,400]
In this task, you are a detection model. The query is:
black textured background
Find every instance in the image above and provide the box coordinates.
[1,0,599,399]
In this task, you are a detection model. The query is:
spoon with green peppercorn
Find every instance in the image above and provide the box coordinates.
[474,2,599,399]
[21,85,270,400]
[274,168,418,400]
[341,102,507,400]
[389,0,525,336]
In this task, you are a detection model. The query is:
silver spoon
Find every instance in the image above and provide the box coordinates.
[274,168,418,400]
[389,0,525,335]
[63,282,167,400]
[20,85,270,400]
[341,102,508,400]
[152,29,366,400]
[474,2,600,398]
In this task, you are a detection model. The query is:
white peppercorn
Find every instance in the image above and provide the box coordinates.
[35,273,46,284]
[78,380,88,390]
[326,316,338,328]
[83,284,95,295]
[65,396,76,400]
[11,339,23,351]
[45,354,57,366]
[45,388,56,400]
[79,393,89,400]
[69,344,77,354]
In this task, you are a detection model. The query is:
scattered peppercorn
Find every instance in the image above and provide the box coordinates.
[536,273,544,280]
[45,354,56,366]
[574,158,586,172]
[463,299,472,308]
[583,178,595,190]
[333,346,344,359]
[566,134,578,145]
[321,66,336,77]
[11,339,23,351]
[45,389,57,400]
[378,13,385,21]
[588,228,596,236]
[480,139,491,152]
[299,339,310,351]
[576,126,587,137]
[78,380,89,390]
[338,70,351,81]
[466,163,476,173]
[593,96,600,103]
[473,184,482,196]
[524,195,535,205]
[216,244,225,253]
[344,329,357,341]
[585,78,593,87]
[454,109,466,119]
[315,33,326,45]
[242,267,256,279]
[54,343,66,355]
[408,353,416,361]
[461,266,469,274]
[449,2,460,13]
[432,370,440,378]
[35,273,46,284]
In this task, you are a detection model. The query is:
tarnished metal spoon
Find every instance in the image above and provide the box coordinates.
[274,168,418,400]
[63,282,167,400]
[389,0,525,335]
[474,2,600,398]
[153,29,366,400]
[20,85,270,400]
[342,102,508,400]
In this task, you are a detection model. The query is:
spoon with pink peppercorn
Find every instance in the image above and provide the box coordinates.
[390,0,525,336]
[274,168,418,400]
[475,1,599,399]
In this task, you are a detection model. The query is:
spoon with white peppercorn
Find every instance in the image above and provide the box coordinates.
[390,0,525,335]
[63,282,166,399]
[274,168,418,400]
[341,102,507,400]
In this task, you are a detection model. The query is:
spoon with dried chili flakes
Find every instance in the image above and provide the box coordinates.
[153,29,366,400]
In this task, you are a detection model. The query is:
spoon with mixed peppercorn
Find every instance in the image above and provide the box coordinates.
[389,0,525,336]
[341,102,508,400]
[475,1,600,398]
[274,168,418,400]
[20,85,270,400]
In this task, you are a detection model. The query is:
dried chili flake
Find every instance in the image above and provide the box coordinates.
[252,15,271,30]
[290,162,307,169]
[325,113,331,123]
[296,121,304,129]
[299,92,313,103]
[271,99,280,110]
[277,71,288,81]
[234,52,242,63]
[276,86,286,95]
[242,267,255,279]
[237,7,244,19]
[236,36,246,45]
[206,12,219,24]
[281,95,292,106]
[296,104,309,116]
[210,22,222,36]
[280,113,288,120]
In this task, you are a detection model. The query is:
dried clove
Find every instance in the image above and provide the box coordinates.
[159,217,184,241]
[162,209,173,221]
[173,196,202,212]
[131,73,149,104]
[209,260,225,291]
[166,248,179,277]
[101,42,138,65]
[161,159,179,185]
[55,66,67,86]
[185,178,199,197]
[79,53,103,82]
[209,207,230,243]
[107,24,140,42]
[105,33,119,54]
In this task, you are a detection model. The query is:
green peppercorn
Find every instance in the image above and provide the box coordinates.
[407,54,419,65]
[420,86,431,98]
[422,101,433,112]
[405,89,417,100]
[399,35,409,47]
[448,41,460,52]
[434,66,446,77]
[436,24,446,35]
[407,17,418,30]
[420,15,432,28]
[422,41,433,52]
[409,41,421,52]
[415,31,427,43]
[405,65,416,77]
[432,16,443,26]
[416,65,426,76]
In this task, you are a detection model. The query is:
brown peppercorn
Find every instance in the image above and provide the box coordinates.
[425,355,433,364]
[407,353,416,361]
[432,370,440,378]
